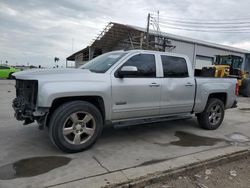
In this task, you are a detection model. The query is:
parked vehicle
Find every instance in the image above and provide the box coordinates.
[12,50,238,153]
[201,55,250,97]
[0,65,19,79]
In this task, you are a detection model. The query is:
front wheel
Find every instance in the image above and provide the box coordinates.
[197,98,225,130]
[49,101,103,153]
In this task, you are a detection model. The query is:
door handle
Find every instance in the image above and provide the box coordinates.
[149,83,160,87]
[185,82,194,87]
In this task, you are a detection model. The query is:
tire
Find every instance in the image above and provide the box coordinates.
[197,98,225,130]
[49,101,103,153]
[242,79,250,97]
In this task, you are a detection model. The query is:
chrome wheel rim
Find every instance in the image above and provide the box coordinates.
[63,111,96,145]
[208,104,222,126]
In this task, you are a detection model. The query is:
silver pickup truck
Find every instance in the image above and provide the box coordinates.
[13,50,238,153]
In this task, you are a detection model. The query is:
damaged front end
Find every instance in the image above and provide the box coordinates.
[12,79,38,125]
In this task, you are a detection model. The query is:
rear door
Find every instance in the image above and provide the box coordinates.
[111,53,161,120]
[160,55,195,114]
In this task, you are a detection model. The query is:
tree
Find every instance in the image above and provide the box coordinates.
[54,57,60,63]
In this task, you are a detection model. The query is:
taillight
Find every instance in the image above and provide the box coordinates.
[235,81,239,96]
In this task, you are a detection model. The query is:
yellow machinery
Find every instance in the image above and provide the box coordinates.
[203,55,250,97]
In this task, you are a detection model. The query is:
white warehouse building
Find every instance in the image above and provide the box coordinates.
[67,22,250,73]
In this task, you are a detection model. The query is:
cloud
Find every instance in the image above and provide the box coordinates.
[1,0,250,67]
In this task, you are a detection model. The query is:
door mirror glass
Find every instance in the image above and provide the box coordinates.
[118,66,138,77]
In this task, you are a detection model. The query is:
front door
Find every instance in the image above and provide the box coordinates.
[111,53,161,120]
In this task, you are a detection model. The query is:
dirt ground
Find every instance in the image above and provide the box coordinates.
[146,154,250,188]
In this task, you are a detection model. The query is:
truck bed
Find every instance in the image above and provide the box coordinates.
[193,77,237,113]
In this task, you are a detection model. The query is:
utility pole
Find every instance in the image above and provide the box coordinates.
[157,10,160,33]
[146,13,150,48]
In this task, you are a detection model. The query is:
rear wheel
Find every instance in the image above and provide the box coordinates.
[197,98,225,130]
[49,101,103,153]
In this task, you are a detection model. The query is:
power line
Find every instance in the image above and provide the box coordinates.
[156,21,250,29]
[149,14,250,33]
[150,13,250,22]
[156,20,250,29]
[154,17,250,25]
[151,15,250,25]
[158,24,250,33]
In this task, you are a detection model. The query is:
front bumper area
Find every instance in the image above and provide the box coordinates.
[12,97,35,124]
[12,79,38,125]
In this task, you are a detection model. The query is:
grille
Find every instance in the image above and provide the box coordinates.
[15,79,38,107]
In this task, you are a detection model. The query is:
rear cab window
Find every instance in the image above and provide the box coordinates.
[161,55,189,78]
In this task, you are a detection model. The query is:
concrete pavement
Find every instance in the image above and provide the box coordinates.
[0,80,250,188]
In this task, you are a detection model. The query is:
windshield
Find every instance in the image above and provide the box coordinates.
[80,52,127,73]
[215,56,243,69]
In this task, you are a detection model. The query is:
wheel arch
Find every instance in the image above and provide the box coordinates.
[207,92,227,106]
[8,72,14,79]
[45,96,105,127]
[197,97,225,130]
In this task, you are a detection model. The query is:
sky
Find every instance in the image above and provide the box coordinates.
[1,0,250,67]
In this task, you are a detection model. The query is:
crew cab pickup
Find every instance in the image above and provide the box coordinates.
[13,50,238,153]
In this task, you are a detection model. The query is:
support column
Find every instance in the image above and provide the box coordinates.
[89,46,94,60]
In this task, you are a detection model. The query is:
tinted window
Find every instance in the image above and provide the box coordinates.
[161,56,188,77]
[121,54,156,77]
[0,66,9,69]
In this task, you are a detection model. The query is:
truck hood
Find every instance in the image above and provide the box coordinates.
[13,68,107,82]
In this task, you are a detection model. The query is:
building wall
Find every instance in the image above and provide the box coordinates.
[75,61,88,68]
[167,40,195,64]
[165,38,245,69]
[74,53,90,68]
[75,53,84,67]
[72,33,247,70]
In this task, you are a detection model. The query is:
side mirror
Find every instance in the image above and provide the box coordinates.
[118,66,138,78]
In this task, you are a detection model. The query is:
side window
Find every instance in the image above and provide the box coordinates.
[121,54,156,77]
[0,66,8,69]
[161,56,189,77]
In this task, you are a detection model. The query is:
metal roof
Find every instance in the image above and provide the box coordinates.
[67,22,250,61]
[128,24,250,54]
